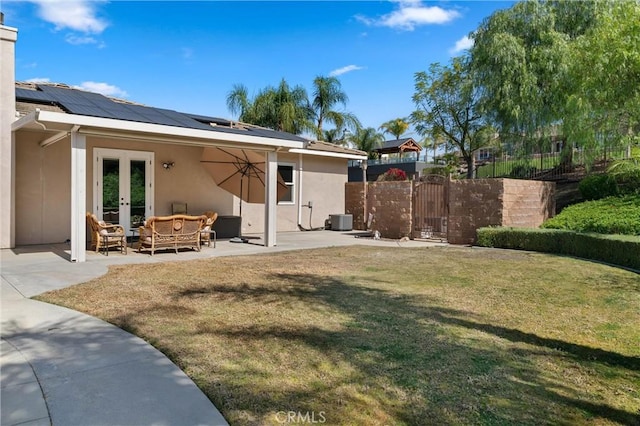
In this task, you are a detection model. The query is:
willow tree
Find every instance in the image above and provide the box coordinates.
[564,0,640,154]
[470,0,598,153]
[379,118,410,140]
[411,56,492,178]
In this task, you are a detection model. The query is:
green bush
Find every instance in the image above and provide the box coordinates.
[578,174,619,200]
[542,195,640,235]
[608,158,640,195]
[509,164,537,179]
[476,227,640,270]
[423,167,449,177]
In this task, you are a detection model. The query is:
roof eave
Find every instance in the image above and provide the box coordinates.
[16,110,306,150]
[289,148,367,160]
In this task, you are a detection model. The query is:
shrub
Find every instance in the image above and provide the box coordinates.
[578,173,619,200]
[509,164,537,179]
[542,195,640,235]
[377,168,408,181]
[477,227,640,270]
[423,167,449,177]
[608,158,640,195]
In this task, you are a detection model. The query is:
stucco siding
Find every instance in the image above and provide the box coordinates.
[300,156,348,230]
[14,132,350,244]
[84,137,236,217]
[15,131,71,245]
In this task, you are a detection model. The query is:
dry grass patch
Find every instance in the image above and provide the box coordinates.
[37,246,640,425]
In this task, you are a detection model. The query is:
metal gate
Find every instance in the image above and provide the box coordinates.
[412,175,449,241]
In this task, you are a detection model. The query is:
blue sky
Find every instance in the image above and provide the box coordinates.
[3,0,513,138]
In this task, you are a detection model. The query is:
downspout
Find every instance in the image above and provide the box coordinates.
[297,153,303,226]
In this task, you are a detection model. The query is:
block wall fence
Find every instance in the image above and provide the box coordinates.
[346,178,555,245]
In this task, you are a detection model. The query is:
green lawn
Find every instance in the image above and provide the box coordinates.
[37,246,640,425]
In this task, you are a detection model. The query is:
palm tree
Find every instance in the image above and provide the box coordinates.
[348,127,384,159]
[379,118,409,140]
[322,128,340,143]
[226,84,250,119]
[226,79,313,134]
[311,76,361,139]
[423,136,445,164]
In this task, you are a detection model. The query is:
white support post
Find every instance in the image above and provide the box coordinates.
[1,24,18,249]
[264,151,278,247]
[70,131,86,262]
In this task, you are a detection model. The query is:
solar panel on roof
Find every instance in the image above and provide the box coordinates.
[15,88,57,103]
[23,84,306,142]
[153,108,213,130]
[185,113,232,127]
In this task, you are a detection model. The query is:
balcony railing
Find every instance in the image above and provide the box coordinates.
[348,156,427,167]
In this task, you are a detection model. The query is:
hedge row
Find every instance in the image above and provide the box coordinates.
[476,227,640,271]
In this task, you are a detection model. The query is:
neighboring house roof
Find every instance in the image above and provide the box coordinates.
[375,138,422,155]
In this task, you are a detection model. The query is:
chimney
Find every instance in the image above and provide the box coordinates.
[1,21,17,248]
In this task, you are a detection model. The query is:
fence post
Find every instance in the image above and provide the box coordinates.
[493,154,496,178]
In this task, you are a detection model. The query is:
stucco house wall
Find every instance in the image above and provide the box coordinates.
[237,153,349,234]
[299,155,348,230]
[85,136,238,217]
[15,130,72,245]
[14,130,356,245]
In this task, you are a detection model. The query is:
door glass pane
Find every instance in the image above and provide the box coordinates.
[102,159,120,223]
[130,160,146,227]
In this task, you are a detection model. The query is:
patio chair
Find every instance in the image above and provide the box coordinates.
[172,202,188,215]
[86,212,127,255]
[201,211,218,247]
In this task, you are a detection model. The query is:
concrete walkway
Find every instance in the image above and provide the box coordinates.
[1,231,445,425]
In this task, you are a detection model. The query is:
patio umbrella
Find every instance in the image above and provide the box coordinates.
[200,147,289,218]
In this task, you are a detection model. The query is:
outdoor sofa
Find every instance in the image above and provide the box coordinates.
[137,214,207,255]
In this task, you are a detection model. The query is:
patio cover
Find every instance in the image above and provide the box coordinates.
[11,108,305,262]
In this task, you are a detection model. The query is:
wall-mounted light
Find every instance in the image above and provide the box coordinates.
[162,161,175,170]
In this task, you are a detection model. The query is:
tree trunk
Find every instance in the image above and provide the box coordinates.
[466,155,475,179]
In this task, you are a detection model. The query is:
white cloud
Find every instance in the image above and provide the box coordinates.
[329,65,365,77]
[357,1,460,31]
[73,81,128,98]
[449,35,474,55]
[26,77,51,83]
[64,33,100,45]
[30,0,108,33]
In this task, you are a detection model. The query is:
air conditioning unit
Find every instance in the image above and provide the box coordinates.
[330,214,353,231]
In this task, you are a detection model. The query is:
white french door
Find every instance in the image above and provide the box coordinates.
[94,148,154,234]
